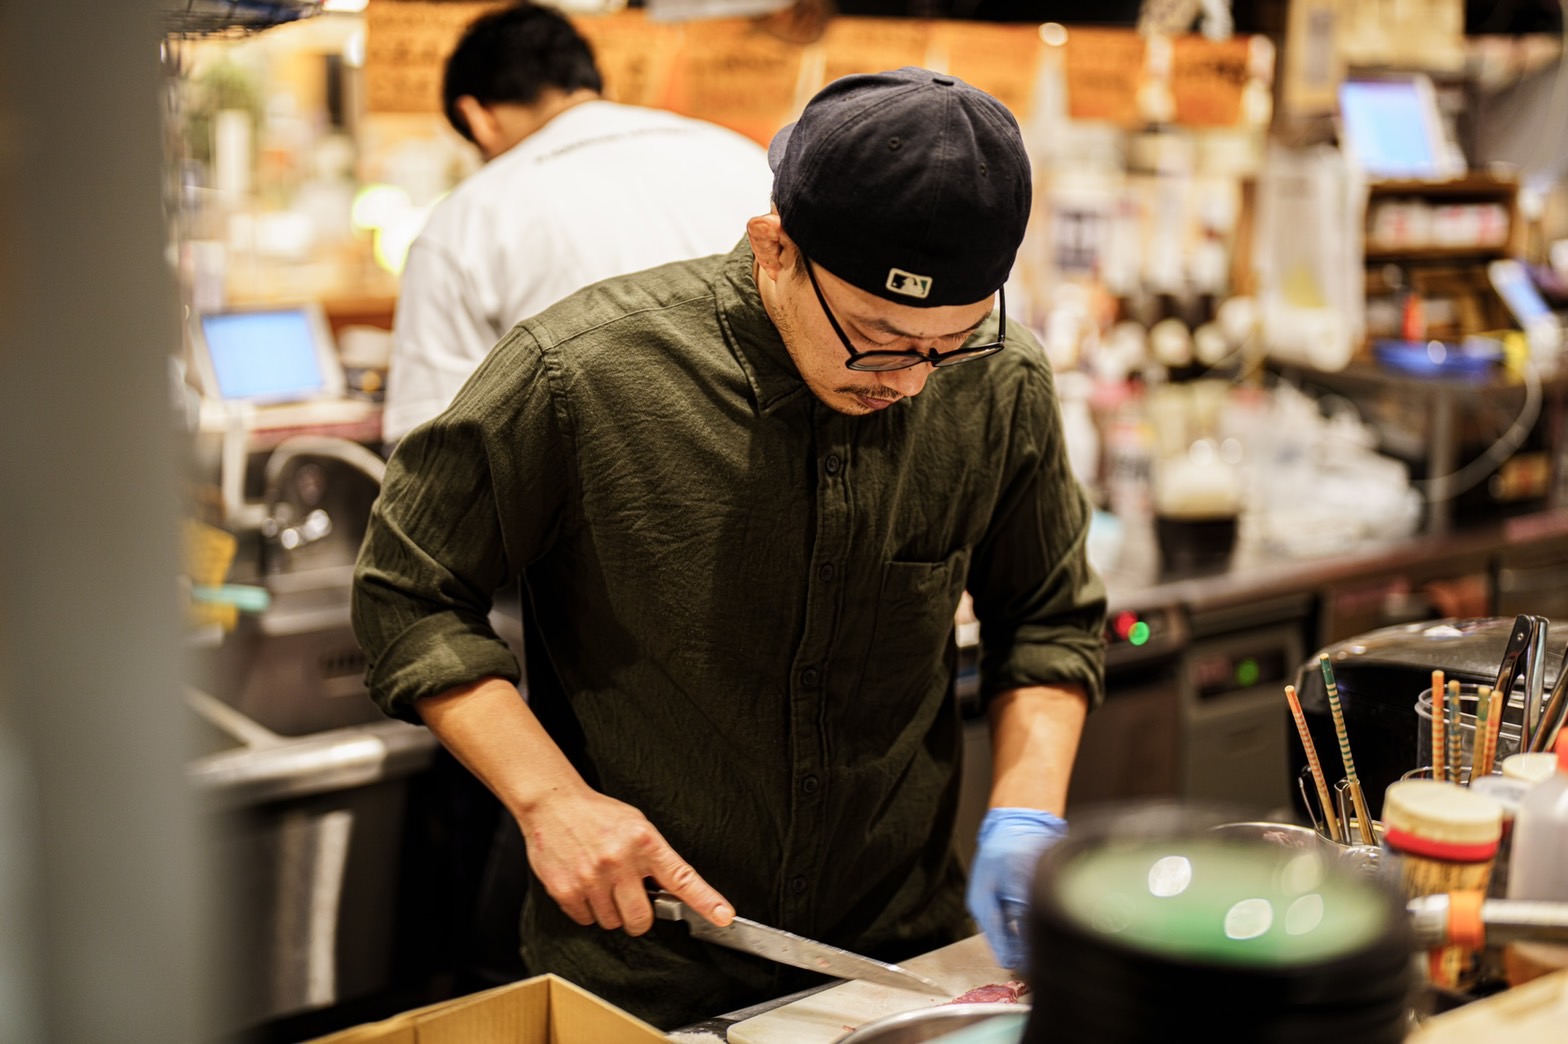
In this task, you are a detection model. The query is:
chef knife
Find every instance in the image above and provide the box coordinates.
[649,890,943,993]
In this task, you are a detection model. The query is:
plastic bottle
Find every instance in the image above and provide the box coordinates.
[1056,371,1100,491]
[1103,391,1154,523]
[1503,729,1568,985]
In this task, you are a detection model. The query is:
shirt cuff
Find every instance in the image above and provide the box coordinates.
[979,629,1106,710]
[367,612,522,723]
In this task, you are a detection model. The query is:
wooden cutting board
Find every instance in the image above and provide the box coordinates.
[725,933,1020,1043]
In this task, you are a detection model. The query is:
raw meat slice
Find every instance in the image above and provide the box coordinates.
[940,978,1028,1003]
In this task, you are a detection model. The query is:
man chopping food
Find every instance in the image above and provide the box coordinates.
[352,67,1106,1029]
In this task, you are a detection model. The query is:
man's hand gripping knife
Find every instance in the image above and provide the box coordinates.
[966,807,1068,972]
[417,678,736,937]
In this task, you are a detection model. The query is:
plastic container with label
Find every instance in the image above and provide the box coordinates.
[1504,730,1568,986]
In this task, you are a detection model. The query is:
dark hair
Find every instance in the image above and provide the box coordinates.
[443,2,604,143]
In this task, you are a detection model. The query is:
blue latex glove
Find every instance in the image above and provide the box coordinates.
[966,807,1068,971]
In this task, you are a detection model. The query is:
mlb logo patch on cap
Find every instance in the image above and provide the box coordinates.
[886,268,932,299]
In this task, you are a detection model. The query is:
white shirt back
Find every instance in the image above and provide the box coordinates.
[383,100,775,442]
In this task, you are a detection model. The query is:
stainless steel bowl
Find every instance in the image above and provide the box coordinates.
[833,1003,1028,1043]
[1210,820,1327,850]
[1211,820,1386,877]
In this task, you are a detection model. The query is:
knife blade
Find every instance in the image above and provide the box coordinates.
[649,890,942,993]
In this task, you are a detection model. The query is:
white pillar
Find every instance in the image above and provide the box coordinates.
[0,2,211,1041]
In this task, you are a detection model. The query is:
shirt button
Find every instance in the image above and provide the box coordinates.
[824,454,841,476]
[802,775,820,795]
[791,876,808,894]
[817,563,834,582]
[801,666,820,688]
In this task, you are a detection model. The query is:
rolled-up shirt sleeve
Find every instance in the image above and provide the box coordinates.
[352,331,568,723]
[966,360,1107,711]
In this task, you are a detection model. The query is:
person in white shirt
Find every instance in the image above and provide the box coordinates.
[383,1,775,445]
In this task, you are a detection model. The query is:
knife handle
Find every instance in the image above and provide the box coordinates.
[648,889,686,922]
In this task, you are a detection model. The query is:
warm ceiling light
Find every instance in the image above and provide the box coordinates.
[1039,22,1068,47]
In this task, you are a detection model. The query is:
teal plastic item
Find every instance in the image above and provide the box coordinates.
[191,584,272,613]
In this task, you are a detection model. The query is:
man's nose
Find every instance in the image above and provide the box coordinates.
[882,363,933,398]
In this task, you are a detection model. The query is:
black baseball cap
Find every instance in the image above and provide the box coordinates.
[768,67,1032,308]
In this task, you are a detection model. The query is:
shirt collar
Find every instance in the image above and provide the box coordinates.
[715,239,811,417]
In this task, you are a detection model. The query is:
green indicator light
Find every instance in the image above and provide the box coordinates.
[1236,657,1261,687]
[1128,621,1151,646]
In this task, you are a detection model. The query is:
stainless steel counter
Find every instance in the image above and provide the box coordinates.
[1099,507,1568,641]
[955,507,1568,846]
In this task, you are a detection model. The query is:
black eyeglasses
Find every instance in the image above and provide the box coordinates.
[803,258,1006,372]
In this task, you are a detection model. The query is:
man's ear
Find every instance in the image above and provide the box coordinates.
[747,212,787,283]
[454,96,502,158]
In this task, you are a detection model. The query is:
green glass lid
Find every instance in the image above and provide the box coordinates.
[1051,837,1393,967]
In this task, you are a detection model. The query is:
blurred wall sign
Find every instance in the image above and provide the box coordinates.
[573,11,685,108]
[663,18,804,143]
[931,21,1044,122]
[1062,28,1146,126]
[1340,0,1464,72]
[365,0,505,114]
[818,17,933,89]
[1169,35,1250,126]
[365,3,686,115]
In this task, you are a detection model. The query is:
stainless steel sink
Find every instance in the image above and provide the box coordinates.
[191,571,386,738]
[185,434,524,1031]
[187,687,437,1031]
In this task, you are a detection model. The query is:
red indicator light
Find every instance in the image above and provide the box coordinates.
[1113,611,1138,639]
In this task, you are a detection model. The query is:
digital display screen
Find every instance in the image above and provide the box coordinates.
[1338,80,1444,179]
[200,308,328,402]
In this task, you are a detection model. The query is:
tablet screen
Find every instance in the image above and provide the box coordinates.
[1338,79,1449,179]
[197,306,335,404]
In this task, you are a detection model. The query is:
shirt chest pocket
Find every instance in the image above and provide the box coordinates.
[856,548,971,696]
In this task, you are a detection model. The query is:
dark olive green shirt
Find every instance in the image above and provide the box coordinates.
[352,241,1105,1027]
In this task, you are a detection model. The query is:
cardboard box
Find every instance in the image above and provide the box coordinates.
[1407,967,1568,1043]
[307,974,669,1044]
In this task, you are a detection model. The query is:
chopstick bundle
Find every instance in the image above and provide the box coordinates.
[1320,654,1376,845]
[1472,684,1494,782]
[1480,685,1504,779]
[1431,669,1446,782]
[1445,679,1464,785]
[1286,684,1344,843]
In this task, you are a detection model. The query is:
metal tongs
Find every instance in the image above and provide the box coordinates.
[1529,625,1568,753]
[1491,615,1534,721]
[1492,614,1556,753]
[1491,614,1568,754]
